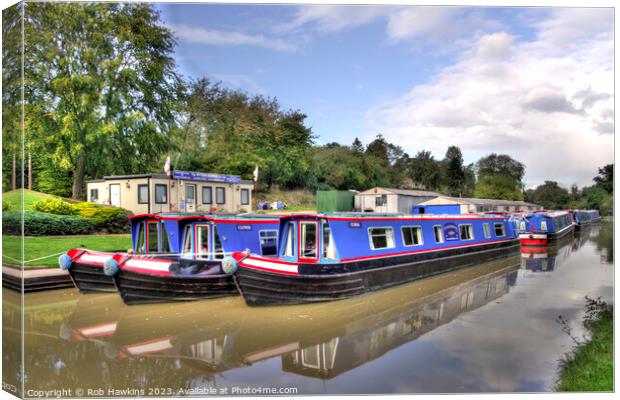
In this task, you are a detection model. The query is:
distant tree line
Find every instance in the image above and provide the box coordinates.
[1,2,613,215]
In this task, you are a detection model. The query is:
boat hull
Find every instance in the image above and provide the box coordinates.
[113,265,238,305]
[234,239,521,306]
[519,224,575,246]
[67,251,118,293]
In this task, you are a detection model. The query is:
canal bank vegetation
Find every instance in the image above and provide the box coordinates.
[2,234,132,268]
[556,297,613,392]
[3,3,613,214]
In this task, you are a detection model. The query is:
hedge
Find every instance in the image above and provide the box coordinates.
[73,202,130,233]
[2,200,10,211]
[2,211,96,236]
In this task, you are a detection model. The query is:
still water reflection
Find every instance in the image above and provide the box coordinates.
[3,222,613,395]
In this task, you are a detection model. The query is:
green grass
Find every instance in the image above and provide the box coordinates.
[255,188,316,212]
[2,234,132,268]
[556,301,613,391]
[2,189,59,211]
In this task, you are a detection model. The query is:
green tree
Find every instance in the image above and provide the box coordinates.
[351,137,364,153]
[463,163,477,197]
[593,164,613,194]
[474,153,525,200]
[475,175,525,201]
[410,150,440,190]
[525,180,569,209]
[444,146,465,196]
[21,2,184,199]
[365,134,389,168]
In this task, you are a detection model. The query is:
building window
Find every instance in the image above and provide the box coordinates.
[90,188,99,202]
[202,187,212,204]
[216,187,225,204]
[494,223,506,237]
[375,195,387,206]
[402,226,423,247]
[138,184,149,204]
[483,223,491,239]
[368,227,395,250]
[155,184,167,204]
[459,224,474,240]
[433,225,444,243]
[240,188,250,205]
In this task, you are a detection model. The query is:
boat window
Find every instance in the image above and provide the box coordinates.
[459,224,474,241]
[181,225,193,258]
[196,225,210,260]
[369,227,395,250]
[147,222,158,252]
[541,221,547,231]
[136,222,146,253]
[433,225,444,244]
[483,223,491,239]
[213,227,224,259]
[322,221,337,259]
[494,223,505,237]
[283,222,295,257]
[160,222,171,253]
[300,221,318,259]
[401,226,423,247]
[259,230,278,256]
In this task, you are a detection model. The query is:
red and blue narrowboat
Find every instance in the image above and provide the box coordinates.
[230,212,520,306]
[105,213,279,305]
[569,209,601,229]
[517,211,574,246]
[59,213,195,292]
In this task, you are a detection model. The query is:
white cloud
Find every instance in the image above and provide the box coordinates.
[170,24,297,51]
[276,5,392,34]
[365,9,613,188]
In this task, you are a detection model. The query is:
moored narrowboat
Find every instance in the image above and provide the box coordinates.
[570,209,601,229]
[106,213,279,305]
[517,211,574,246]
[59,213,193,292]
[231,212,520,306]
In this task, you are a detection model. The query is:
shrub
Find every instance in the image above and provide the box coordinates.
[32,197,77,215]
[2,211,96,236]
[2,200,10,211]
[72,202,130,233]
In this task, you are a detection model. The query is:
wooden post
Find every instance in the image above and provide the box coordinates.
[28,152,32,190]
[12,153,16,190]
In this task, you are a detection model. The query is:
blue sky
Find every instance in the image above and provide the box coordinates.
[157,4,613,188]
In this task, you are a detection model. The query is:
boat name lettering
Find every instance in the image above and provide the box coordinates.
[443,223,459,241]
[237,225,252,231]
[349,222,362,228]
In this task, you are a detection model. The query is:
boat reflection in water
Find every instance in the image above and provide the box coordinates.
[45,255,520,385]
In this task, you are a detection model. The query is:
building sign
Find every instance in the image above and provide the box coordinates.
[443,223,459,241]
[236,225,252,231]
[172,170,241,183]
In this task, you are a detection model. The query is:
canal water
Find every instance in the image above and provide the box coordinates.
[3,222,613,395]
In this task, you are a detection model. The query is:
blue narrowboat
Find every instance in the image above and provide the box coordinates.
[61,213,279,303]
[517,211,574,246]
[230,212,520,306]
[570,209,601,229]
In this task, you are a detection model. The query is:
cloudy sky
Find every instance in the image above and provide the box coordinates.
[158,4,613,189]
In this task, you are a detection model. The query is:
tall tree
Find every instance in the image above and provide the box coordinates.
[523,180,568,209]
[474,153,525,200]
[410,150,440,190]
[365,134,389,168]
[444,146,465,196]
[351,137,364,153]
[593,163,613,193]
[22,2,184,198]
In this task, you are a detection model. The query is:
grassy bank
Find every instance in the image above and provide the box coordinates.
[2,234,132,268]
[556,298,613,391]
[255,188,316,212]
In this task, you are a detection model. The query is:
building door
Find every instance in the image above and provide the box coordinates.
[109,184,121,207]
[185,184,196,212]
